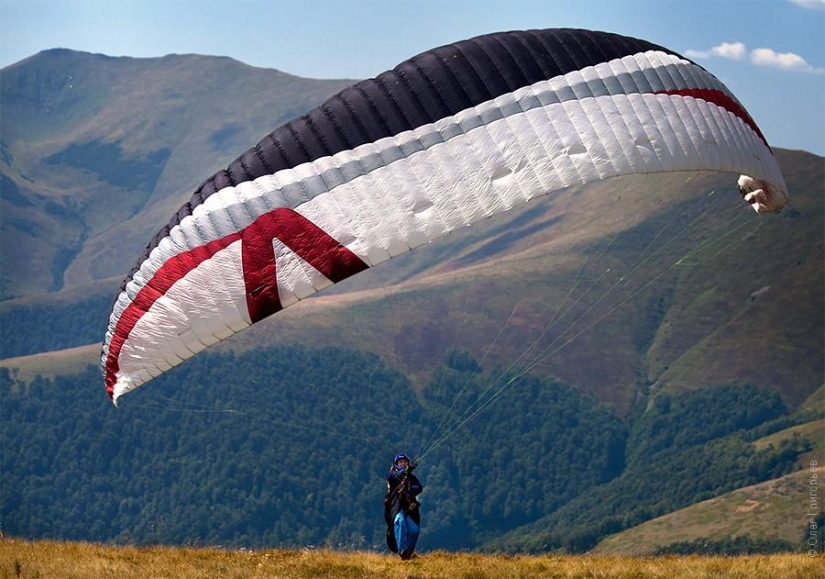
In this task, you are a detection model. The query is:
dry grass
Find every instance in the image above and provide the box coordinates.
[2,538,822,579]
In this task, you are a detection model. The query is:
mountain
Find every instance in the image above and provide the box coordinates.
[1,49,354,298]
[0,50,823,552]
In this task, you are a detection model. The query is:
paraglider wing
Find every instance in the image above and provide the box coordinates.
[102,28,787,403]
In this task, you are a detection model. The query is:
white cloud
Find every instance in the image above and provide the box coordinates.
[685,42,746,61]
[750,47,824,73]
[684,49,709,59]
[712,42,747,60]
[684,40,823,74]
[788,0,825,10]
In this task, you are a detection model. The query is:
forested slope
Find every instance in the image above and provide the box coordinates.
[2,346,814,551]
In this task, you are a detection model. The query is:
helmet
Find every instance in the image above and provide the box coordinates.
[394,454,409,465]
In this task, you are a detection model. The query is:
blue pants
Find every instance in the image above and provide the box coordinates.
[393,510,420,554]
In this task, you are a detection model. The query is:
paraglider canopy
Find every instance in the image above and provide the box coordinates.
[101,28,787,404]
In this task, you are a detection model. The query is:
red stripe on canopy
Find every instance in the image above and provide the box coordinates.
[105,208,367,399]
[657,88,770,150]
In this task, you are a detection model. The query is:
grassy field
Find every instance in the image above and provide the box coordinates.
[2,538,822,579]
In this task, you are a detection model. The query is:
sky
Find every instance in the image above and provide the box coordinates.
[1,0,823,155]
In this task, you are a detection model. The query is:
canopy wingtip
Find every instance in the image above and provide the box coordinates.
[738,175,788,214]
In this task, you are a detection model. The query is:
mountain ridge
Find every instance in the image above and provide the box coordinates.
[1,49,355,297]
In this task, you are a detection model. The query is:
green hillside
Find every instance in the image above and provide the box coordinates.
[484,384,820,553]
[1,348,631,549]
[1,347,814,551]
[594,470,817,555]
[593,418,824,555]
